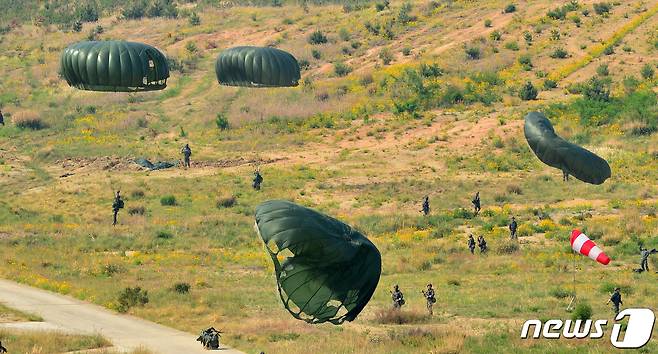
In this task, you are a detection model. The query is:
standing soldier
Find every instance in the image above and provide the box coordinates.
[0,109,4,126]
[467,234,476,254]
[606,287,623,316]
[0,340,6,353]
[472,192,481,215]
[112,190,124,226]
[390,285,405,310]
[421,283,436,315]
[253,169,263,191]
[509,217,518,240]
[478,235,487,254]
[639,246,657,272]
[421,195,430,216]
[181,143,192,168]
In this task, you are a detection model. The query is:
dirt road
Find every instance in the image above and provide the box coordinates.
[0,279,243,354]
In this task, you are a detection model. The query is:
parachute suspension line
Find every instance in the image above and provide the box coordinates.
[566,250,577,312]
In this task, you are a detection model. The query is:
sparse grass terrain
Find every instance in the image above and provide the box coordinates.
[0,330,113,353]
[0,304,42,322]
[0,0,657,353]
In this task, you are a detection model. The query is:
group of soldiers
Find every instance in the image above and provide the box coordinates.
[391,284,437,315]
[111,143,264,225]
[196,327,221,349]
[467,234,488,254]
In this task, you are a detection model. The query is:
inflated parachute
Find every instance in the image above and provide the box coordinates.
[524,112,611,184]
[60,41,169,92]
[215,46,300,87]
[254,200,381,324]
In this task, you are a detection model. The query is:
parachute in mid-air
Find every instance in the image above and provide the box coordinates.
[524,112,611,184]
[254,200,381,324]
[215,46,300,88]
[60,41,169,92]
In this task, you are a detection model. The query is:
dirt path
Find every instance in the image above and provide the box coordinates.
[0,279,243,354]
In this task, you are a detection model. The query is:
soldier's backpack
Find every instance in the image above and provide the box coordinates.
[117,199,124,209]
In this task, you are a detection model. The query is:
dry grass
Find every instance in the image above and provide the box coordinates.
[11,111,46,130]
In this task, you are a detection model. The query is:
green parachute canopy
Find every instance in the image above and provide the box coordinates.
[60,41,169,92]
[254,200,381,325]
[524,112,611,184]
[215,46,300,87]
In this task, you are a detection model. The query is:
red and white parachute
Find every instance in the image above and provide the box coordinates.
[570,229,610,265]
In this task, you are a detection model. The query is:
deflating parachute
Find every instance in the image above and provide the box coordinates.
[524,112,611,185]
[60,41,169,92]
[215,46,301,88]
[254,200,381,324]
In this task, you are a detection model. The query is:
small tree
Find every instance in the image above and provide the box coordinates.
[308,30,328,44]
[519,81,538,100]
[215,114,229,130]
[572,303,593,321]
[641,63,655,80]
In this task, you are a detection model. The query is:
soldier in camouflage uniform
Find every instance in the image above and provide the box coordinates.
[112,190,124,226]
[422,195,430,216]
[181,144,192,168]
[421,283,436,315]
[472,192,481,215]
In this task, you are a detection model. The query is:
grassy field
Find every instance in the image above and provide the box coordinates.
[0,0,657,353]
[0,329,115,353]
[0,304,42,323]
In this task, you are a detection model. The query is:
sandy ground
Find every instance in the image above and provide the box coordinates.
[0,279,243,354]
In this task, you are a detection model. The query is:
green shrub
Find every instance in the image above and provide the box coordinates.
[338,28,350,41]
[215,114,229,130]
[543,79,557,89]
[311,49,321,59]
[308,30,328,44]
[334,62,352,77]
[189,12,200,26]
[550,47,568,59]
[402,47,411,56]
[465,47,481,60]
[379,48,393,65]
[490,30,502,41]
[398,2,414,24]
[519,81,538,101]
[523,31,533,45]
[641,64,655,80]
[603,45,614,55]
[128,206,145,216]
[550,288,574,299]
[497,241,519,255]
[593,3,611,16]
[519,54,532,70]
[12,111,46,130]
[572,303,592,321]
[582,76,611,102]
[173,282,191,294]
[596,64,609,76]
[122,1,147,19]
[160,195,177,206]
[504,41,519,51]
[504,4,516,13]
[216,196,237,208]
[156,230,173,239]
[484,19,492,27]
[72,20,82,32]
[116,287,149,313]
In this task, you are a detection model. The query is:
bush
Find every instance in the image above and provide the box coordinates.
[72,21,82,32]
[128,206,145,216]
[156,230,173,239]
[308,30,328,45]
[334,62,352,77]
[490,30,502,41]
[506,185,523,195]
[504,41,519,51]
[398,2,414,24]
[519,54,532,70]
[550,47,568,59]
[12,111,46,130]
[160,195,177,206]
[571,303,592,321]
[596,64,609,76]
[641,64,655,80]
[146,0,178,18]
[379,48,393,65]
[497,241,519,254]
[77,3,99,22]
[338,28,350,41]
[117,287,149,313]
[550,288,574,299]
[603,45,614,55]
[374,309,428,324]
[131,190,145,198]
[465,47,481,60]
[402,47,411,56]
[582,76,610,102]
[189,12,200,26]
[216,196,237,208]
[311,49,322,59]
[484,19,492,27]
[504,4,516,13]
[593,3,611,16]
[519,81,538,101]
[523,31,533,45]
[122,1,147,20]
[215,114,229,130]
[543,79,557,89]
[173,282,190,294]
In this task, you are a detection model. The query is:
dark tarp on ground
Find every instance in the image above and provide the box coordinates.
[134,158,177,171]
[254,200,381,325]
[524,112,611,185]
